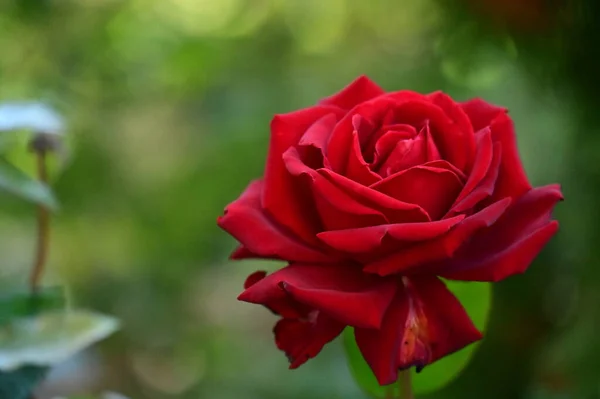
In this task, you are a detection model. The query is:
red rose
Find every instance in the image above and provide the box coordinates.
[217,76,562,385]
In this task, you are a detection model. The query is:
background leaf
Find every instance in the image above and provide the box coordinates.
[0,156,58,209]
[0,286,65,326]
[0,311,119,371]
[344,281,492,397]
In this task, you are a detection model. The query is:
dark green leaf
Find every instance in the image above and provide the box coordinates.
[0,366,48,399]
[344,281,492,397]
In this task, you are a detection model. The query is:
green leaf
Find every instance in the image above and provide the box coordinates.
[0,287,66,326]
[0,156,58,209]
[0,365,48,399]
[0,310,119,371]
[344,281,492,397]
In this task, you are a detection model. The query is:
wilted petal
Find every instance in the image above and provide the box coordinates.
[355,276,482,385]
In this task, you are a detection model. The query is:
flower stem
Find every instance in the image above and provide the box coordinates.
[398,370,414,399]
[29,149,50,293]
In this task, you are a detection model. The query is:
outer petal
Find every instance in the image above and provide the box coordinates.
[427,91,476,170]
[319,75,385,111]
[440,185,563,281]
[354,276,482,385]
[238,263,397,329]
[460,98,506,132]
[355,290,408,385]
[450,141,501,214]
[284,148,388,230]
[275,313,345,369]
[218,180,333,263]
[363,198,512,276]
[319,168,430,223]
[486,113,532,203]
[452,128,494,206]
[242,270,309,319]
[317,215,465,254]
[371,163,464,220]
[264,106,346,245]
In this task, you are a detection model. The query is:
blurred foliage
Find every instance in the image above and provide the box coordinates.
[0,0,596,398]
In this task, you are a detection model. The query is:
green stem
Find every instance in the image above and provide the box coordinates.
[398,370,414,399]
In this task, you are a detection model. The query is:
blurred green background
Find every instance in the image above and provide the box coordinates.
[0,0,596,398]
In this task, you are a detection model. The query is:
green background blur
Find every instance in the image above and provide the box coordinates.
[0,0,596,398]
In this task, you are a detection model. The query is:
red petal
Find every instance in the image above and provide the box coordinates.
[244,270,267,289]
[297,113,338,169]
[327,98,393,174]
[238,263,397,329]
[319,75,385,111]
[239,270,309,319]
[363,198,512,276]
[486,113,532,203]
[443,222,559,282]
[218,180,332,263]
[451,141,501,214]
[377,127,430,176]
[371,163,464,220]
[460,98,506,132]
[427,91,476,169]
[274,313,345,369]
[441,185,563,281]
[345,130,381,185]
[317,215,465,254]
[371,125,417,169]
[230,245,266,260]
[354,276,482,385]
[452,128,493,205]
[398,277,483,368]
[319,168,430,223]
[378,99,473,172]
[284,148,388,230]
[264,106,345,245]
[355,291,408,385]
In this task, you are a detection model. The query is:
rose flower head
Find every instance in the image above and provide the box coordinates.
[217,76,562,385]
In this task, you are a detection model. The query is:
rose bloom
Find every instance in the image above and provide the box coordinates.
[217,76,562,385]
